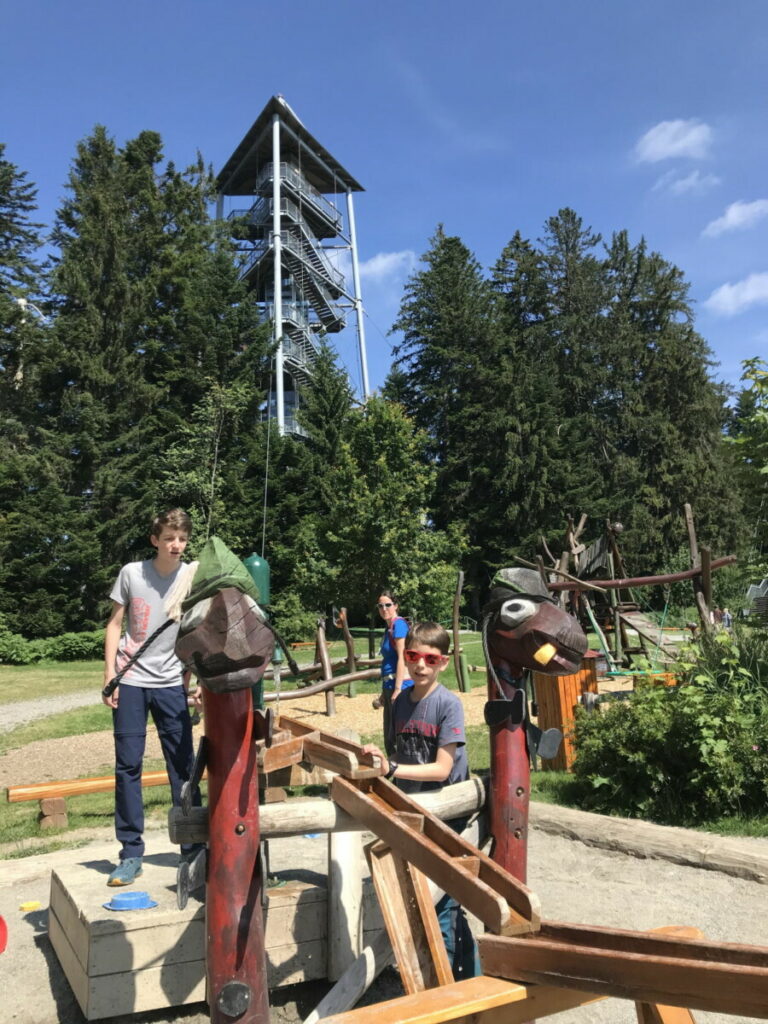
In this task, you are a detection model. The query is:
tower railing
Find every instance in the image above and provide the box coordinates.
[254,162,341,231]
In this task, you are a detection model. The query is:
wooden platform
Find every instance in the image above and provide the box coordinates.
[48,853,360,1020]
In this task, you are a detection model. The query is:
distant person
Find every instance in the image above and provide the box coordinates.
[372,589,412,755]
[102,508,202,886]
[364,621,480,980]
[713,607,724,627]
[722,608,733,630]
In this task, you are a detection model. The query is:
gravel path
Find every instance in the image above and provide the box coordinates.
[0,689,98,734]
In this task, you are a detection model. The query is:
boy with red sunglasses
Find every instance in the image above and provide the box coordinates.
[363,621,479,979]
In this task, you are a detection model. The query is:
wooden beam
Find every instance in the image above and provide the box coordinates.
[263,668,380,702]
[684,503,699,568]
[277,715,385,776]
[316,619,336,716]
[546,555,737,591]
[699,546,712,609]
[6,769,196,803]
[477,922,768,1018]
[368,842,453,994]
[331,776,539,935]
[317,975,601,1024]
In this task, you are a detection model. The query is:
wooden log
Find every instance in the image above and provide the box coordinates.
[169,777,487,846]
[528,802,768,884]
[336,607,358,698]
[263,668,380,702]
[316,620,336,716]
[699,546,712,610]
[452,570,467,693]
[7,769,191,803]
[546,555,737,591]
[39,812,68,829]
[695,591,713,635]
[328,826,364,982]
[684,503,699,568]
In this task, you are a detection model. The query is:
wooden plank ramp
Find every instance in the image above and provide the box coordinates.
[619,611,681,664]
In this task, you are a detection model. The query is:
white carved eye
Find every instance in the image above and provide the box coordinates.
[499,598,538,628]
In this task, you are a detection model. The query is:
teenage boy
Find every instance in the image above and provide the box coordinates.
[363,621,480,980]
[102,508,201,886]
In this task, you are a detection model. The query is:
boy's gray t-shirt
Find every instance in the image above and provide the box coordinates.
[109,559,190,688]
[391,683,468,794]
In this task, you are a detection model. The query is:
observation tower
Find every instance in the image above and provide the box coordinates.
[216,95,368,435]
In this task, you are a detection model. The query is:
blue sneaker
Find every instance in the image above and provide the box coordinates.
[107,857,143,887]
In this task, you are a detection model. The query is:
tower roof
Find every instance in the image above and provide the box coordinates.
[216,95,364,197]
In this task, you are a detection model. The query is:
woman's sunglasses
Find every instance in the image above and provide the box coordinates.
[377,602,393,608]
[404,649,445,667]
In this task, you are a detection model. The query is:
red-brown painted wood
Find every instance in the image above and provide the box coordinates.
[487,669,530,884]
[205,688,270,1024]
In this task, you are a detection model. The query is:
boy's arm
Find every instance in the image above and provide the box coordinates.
[391,743,457,783]
[361,742,458,783]
[102,601,125,708]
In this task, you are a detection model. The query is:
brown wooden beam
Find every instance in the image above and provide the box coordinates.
[478,922,768,1018]
[546,555,736,592]
[331,776,539,936]
[6,769,200,803]
[318,975,602,1024]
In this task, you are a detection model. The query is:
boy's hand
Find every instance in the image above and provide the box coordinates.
[362,742,386,766]
[102,685,119,709]
[188,688,203,709]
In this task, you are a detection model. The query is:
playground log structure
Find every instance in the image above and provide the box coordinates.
[163,579,768,1024]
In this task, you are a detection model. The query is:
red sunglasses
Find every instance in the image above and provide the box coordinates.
[404,649,445,667]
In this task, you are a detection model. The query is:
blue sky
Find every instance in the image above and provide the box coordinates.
[3,0,767,397]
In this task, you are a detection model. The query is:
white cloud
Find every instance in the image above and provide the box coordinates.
[360,250,417,285]
[703,199,768,237]
[634,119,713,162]
[704,272,768,315]
[652,169,721,195]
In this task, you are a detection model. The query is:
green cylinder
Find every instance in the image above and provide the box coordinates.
[243,552,270,605]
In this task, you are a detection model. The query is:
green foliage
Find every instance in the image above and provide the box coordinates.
[729,357,768,560]
[0,621,104,664]
[0,127,271,634]
[573,627,768,823]
[269,590,320,644]
[389,213,746,610]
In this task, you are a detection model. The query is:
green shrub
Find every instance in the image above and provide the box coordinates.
[269,591,320,644]
[572,626,768,824]
[46,630,105,661]
[0,622,105,665]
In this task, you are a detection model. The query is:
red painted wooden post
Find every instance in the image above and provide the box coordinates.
[204,687,270,1024]
[486,668,530,884]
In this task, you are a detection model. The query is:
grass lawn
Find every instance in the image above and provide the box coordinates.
[0,660,103,704]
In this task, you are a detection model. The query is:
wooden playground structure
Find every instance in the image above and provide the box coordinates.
[9,513,767,1022]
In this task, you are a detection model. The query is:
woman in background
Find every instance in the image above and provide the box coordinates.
[373,589,412,755]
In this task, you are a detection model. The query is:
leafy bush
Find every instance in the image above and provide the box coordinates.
[269,591,319,645]
[572,627,768,824]
[46,631,105,661]
[0,622,105,665]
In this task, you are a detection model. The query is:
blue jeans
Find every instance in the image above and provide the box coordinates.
[113,684,200,859]
[436,893,482,980]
